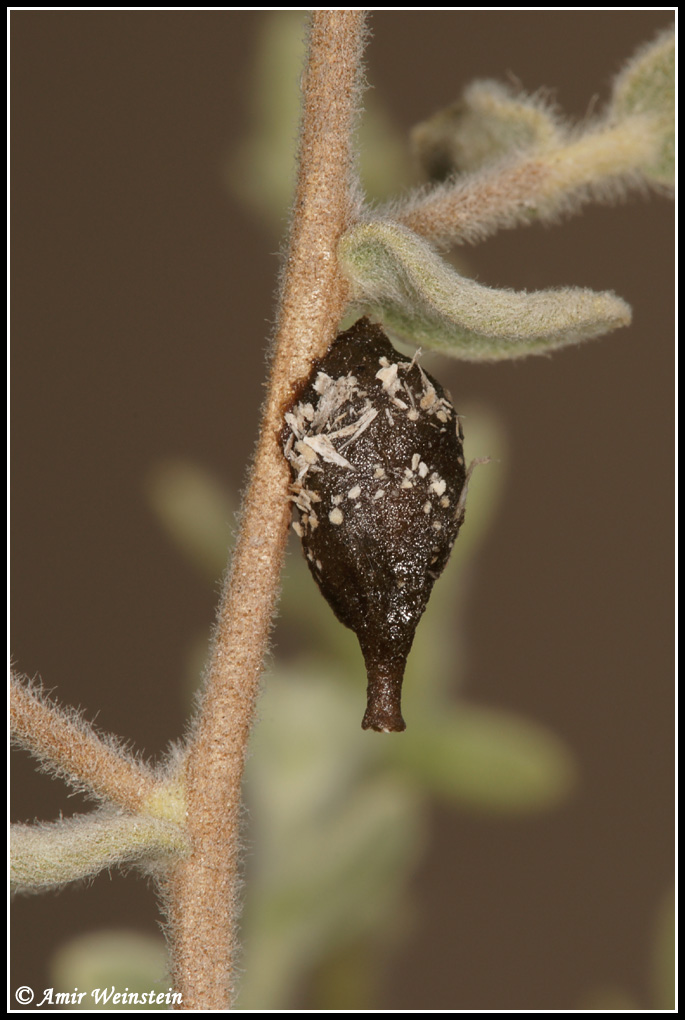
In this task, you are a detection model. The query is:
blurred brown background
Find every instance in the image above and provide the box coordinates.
[11,11,673,1010]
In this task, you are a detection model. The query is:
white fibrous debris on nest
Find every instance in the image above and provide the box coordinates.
[283,335,463,541]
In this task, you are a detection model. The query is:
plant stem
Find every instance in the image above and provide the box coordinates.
[10,675,157,811]
[165,11,367,1009]
[397,119,659,246]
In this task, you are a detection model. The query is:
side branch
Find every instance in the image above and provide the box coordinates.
[11,811,187,895]
[396,119,662,247]
[166,11,368,1010]
[10,674,157,811]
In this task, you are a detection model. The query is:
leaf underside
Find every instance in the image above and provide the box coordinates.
[339,221,631,361]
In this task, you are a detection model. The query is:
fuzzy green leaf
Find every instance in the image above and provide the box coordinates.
[610,26,675,185]
[11,811,187,894]
[339,221,631,360]
[412,79,564,179]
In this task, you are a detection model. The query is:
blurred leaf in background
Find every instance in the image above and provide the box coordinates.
[580,885,675,1011]
[650,885,675,1012]
[227,11,411,233]
[49,931,170,1011]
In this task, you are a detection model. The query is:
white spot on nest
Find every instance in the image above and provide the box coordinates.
[400,478,413,489]
[376,362,399,392]
[402,347,422,372]
[329,507,344,525]
[284,411,304,439]
[295,440,319,465]
[430,477,447,496]
[373,489,386,500]
[308,372,361,436]
[292,521,303,537]
[313,371,334,395]
[411,454,421,471]
[432,520,443,531]
[423,502,431,514]
[407,408,419,421]
[300,434,353,469]
[373,465,386,479]
[332,405,378,448]
[331,495,343,505]
[348,485,361,499]
[420,390,436,410]
[440,496,450,507]
[418,461,429,478]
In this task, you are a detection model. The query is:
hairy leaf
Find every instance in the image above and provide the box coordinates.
[609,26,675,185]
[339,221,631,360]
[11,811,187,894]
[412,79,564,179]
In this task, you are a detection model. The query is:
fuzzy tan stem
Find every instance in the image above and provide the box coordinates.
[165,11,367,1009]
[397,119,659,246]
[10,675,157,811]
